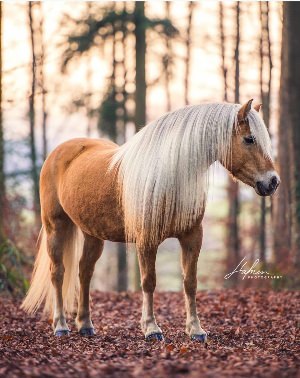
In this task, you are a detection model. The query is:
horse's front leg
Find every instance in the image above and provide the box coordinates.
[76,233,103,336]
[178,224,207,342]
[137,244,163,341]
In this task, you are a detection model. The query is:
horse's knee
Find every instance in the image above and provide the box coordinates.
[141,274,156,293]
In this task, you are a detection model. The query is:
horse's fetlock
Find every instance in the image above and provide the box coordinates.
[141,316,161,336]
[186,316,205,336]
[76,313,93,330]
[76,312,90,322]
[53,315,69,332]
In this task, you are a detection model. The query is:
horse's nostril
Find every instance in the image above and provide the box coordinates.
[270,176,279,189]
[256,181,267,195]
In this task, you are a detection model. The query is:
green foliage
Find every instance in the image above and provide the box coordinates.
[0,239,28,296]
[146,17,178,37]
[267,264,300,290]
[61,4,179,141]
[61,7,179,72]
[98,86,118,141]
[97,82,134,140]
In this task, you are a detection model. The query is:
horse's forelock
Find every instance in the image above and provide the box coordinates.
[245,109,272,158]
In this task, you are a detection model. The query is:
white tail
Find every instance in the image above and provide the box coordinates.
[21,225,83,316]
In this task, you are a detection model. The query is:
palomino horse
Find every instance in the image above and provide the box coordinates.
[22,100,280,341]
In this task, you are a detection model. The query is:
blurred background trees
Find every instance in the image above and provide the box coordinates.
[274,1,300,277]
[0,2,4,245]
[1,1,300,294]
[60,1,178,291]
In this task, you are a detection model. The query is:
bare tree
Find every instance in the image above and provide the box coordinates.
[134,1,146,133]
[85,61,93,138]
[85,2,93,138]
[0,2,5,243]
[227,2,241,284]
[164,2,172,111]
[132,1,146,290]
[258,1,273,265]
[35,2,48,160]
[219,2,228,102]
[184,2,194,106]
[275,2,300,272]
[116,2,129,292]
[28,3,40,219]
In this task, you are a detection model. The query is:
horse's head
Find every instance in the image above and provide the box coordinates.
[223,99,280,196]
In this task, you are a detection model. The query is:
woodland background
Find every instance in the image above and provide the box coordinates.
[0,1,300,295]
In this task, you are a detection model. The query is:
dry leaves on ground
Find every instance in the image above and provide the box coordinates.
[0,289,299,378]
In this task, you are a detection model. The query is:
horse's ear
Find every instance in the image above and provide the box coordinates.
[238,99,253,122]
[254,103,262,112]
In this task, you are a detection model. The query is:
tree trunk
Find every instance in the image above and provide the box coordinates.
[164,2,171,111]
[274,4,292,269]
[258,3,266,265]
[134,1,146,133]
[111,6,128,291]
[276,3,300,270]
[184,2,194,106]
[227,2,240,284]
[36,2,48,160]
[0,2,5,243]
[219,2,228,102]
[28,3,40,219]
[116,3,129,292]
[259,2,273,266]
[85,2,92,138]
[133,1,147,290]
[85,61,92,138]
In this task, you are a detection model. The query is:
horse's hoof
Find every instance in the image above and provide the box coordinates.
[191,333,207,343]
[79,328,96,337]
[54,330,70,337]
[145,332,164,342]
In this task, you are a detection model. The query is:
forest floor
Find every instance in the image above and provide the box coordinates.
[0,290,299,378]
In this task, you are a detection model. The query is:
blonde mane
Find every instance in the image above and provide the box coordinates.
[110,103,271,247]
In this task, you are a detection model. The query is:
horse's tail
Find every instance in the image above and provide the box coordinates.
[21,225,83,316]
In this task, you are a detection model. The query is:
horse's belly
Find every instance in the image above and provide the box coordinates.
[61,186,126,242]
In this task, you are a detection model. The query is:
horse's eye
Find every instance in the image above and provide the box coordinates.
[244,136,255,145]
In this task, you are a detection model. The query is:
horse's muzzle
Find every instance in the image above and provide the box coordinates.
[256,175,280,196]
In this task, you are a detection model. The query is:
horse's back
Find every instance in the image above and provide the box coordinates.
[41,137,116,180]
[45,137,116,169]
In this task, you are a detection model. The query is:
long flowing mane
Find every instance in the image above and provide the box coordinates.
[110,103,271,247]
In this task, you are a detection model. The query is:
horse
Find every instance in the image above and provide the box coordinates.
[22,99,280,342]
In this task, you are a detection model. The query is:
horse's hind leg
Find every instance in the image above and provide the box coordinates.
[76,233,104,336]
[137,244,163,341]
[46,218,72,336]
[179,224,207,342]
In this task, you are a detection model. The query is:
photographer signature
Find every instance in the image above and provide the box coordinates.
[224,257,282,280]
